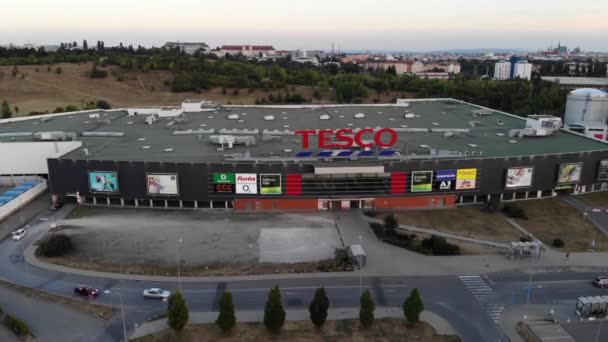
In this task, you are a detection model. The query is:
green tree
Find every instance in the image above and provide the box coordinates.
[308,287,330,328]
[95,100,111,109]
[383,214,398,235]
[264,286,285,332]
[403,288,424,324]
[82,40,88,50]
[1,100,12,119]
[216,291,236,333]
[12,65,18,77]
[359,289,375,328]
[167,291,189,332]
[55,66,62,74]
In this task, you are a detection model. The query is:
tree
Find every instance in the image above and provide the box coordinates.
[1,100,12,118]
[55,67,62,74]
[12,65,18,77]
[383,214,398,236]
[167,291,189,331]
[264,286,285,332]
[309,287,330,328]
[216,291,236,333]
[403,288,424,324]
[82,40,88,50]
[95,100,111,109]
[359,289,375,328]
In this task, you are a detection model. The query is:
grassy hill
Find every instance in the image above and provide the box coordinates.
[0,63,403,115]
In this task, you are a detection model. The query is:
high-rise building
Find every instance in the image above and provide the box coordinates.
[494,61,511,80]
[513,60,533,80]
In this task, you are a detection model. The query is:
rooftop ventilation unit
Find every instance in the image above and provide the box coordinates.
[404,113,415,119]
[264,115,275,121]
[472,109,493,117]
[468,120,481,127]
[262,135,282,142]
[354,113,365,119]
[227,114,239,120]
[145,115,158,125]
[443,131,459,138]
[209,135,256,148]
[33,131,77,141]
[320,114,330,120]
[81,132,125,137]
[88,113,100,119]
[173,129,215,135]
[0,132,33,138]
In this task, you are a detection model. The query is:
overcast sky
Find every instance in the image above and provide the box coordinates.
[2,0,606,52]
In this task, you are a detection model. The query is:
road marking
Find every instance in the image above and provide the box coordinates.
[491,279,591,285]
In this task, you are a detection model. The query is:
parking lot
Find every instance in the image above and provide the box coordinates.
[52,207,343,268]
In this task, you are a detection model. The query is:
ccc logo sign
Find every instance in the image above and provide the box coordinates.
[215,184,234,193]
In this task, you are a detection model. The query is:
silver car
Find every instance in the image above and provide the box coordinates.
[143,288,171,299]
[11,229,27,241]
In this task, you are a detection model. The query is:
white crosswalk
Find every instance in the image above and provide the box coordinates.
[460,276,505,324]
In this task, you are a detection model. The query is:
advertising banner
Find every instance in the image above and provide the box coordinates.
[235,174,257,194]
[146,174,179,195]
[505,167,533,188]
[411,171,433,192]
[456,168,477,190]
[557,163,582,184]
[598,160,608,181]
[434,169,456,191]
[260,174,282,195]
[89,171,119,193]
[213,173,235,184]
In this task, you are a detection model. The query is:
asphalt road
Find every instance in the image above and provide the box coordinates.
[1,202,607,342]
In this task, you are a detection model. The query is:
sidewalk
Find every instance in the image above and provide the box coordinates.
[130,307,457,340]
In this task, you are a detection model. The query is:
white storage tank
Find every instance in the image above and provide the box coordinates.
[564,88,608,125]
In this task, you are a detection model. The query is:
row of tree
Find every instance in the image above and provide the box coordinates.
[167,286,425,333]
[0,99,111,118]
[0,45,573,115]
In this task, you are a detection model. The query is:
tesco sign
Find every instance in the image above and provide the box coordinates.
[295,128,398,149]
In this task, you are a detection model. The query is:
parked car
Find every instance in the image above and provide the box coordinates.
[50,202,63,211]
[593,276,608,288]
[74,285,100,298]
[11,229,27,241]
[143,288,171,300]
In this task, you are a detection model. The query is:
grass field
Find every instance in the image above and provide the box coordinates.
[390,206,522,242]
[514,198,608,252]
[133,319,460,342]
[576,192,608,208]
[0,63,409,114]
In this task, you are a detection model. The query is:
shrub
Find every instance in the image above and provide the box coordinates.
[167,291,189,331]
[309,287,330,328]
[95,100,111,109]
[3,315,30,337]
[383,214,398,236]
[65,105,78,112]
[420,235,460,256]
[37,234,74,257]
[553,238,565,248]
[55,66,62,74]
[216,291,236,332]
[264,286,285,332]
[502,204,527,219]
[403,288,424,324]
[359,289,375,328]
[89,65,108,78]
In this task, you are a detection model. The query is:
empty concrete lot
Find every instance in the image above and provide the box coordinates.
[54,207,342,267]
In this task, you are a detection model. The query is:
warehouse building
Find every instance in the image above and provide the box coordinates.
[1,99,608,211]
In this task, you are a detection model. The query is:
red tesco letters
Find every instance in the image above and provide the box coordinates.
[295,128,398,149]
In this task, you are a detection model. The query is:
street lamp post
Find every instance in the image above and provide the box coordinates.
[104,290,128,342]
[176,238,183,291]
[358,235,362,297]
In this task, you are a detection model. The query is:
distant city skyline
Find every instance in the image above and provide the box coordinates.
[3,0,607,52]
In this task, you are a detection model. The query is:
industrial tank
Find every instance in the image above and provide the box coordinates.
[564,88,608,125]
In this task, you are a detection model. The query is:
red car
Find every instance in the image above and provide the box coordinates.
[74,285,100,298]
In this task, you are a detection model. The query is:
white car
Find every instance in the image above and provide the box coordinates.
[11,229,27,241]
[143,288,171,300]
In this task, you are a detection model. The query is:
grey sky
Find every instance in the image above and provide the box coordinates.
[2,0,606,51]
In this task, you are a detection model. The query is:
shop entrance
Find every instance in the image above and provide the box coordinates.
[319,199,374,210]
